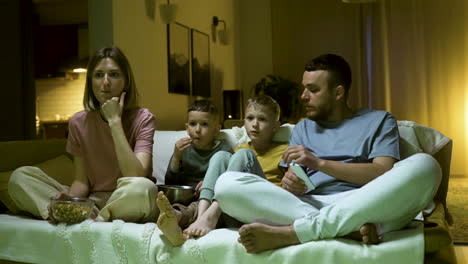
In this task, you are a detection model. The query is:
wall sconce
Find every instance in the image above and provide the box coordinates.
[159,0,177,24]
[212,16,228,45]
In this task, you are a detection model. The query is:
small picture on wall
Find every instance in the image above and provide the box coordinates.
[167,22,190,95]
[191,29,211,97]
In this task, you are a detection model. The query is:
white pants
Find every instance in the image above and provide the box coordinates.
[8,166,159,222]
[214,153,441,243]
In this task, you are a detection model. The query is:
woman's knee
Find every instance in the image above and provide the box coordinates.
[116,177,158,198]
[8,166,37,188]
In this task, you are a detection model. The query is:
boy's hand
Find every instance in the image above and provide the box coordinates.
[194,180,203,197]
[173,137,192,159]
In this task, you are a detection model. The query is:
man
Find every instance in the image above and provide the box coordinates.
[214,54,441,253]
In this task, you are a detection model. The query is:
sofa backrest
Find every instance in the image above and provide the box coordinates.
[152,124,294,184]
[152,121,453,194]
[0,120,452,213]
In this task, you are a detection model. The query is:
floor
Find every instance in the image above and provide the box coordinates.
[455,246,468,263]
[450,177,468,263]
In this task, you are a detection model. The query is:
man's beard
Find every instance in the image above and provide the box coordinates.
[306,106,332,122]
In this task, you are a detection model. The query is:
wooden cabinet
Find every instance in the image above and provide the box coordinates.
[41,121,69,139]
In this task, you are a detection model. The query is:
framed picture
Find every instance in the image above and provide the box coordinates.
[191,29,211,97]
[167,22,190,95]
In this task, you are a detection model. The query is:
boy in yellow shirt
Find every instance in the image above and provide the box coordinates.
[156,95,288,246]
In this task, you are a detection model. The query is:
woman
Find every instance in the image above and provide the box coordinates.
[8,46,159,223]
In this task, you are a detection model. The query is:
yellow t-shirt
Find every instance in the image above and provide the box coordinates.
[234,142,288,186]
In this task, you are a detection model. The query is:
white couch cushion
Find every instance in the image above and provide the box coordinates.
[151,124,294,184]
[397,120,451,159]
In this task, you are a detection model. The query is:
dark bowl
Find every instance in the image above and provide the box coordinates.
[158,185,195,205]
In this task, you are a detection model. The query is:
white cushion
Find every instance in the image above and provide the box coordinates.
[151,124,294,184]
[397,120,451,159]
[152,130,188,184]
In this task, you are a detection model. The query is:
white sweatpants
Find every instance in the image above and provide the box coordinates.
[8,166,159,222]
[214,153,441,243]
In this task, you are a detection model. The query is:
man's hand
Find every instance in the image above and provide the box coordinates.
[281,167,307,195]
[100,92,126,123]
[282,145,323,171]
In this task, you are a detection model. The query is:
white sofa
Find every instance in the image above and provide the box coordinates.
[0,121,454,264]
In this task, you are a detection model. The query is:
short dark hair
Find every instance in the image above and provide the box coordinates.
[305,54,352,94]
[83,46,138,111]
[246,95,281,121]
[188,100,219,117]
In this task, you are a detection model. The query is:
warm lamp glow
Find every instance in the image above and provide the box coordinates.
[73,68,87,73]
[228,115,232,119]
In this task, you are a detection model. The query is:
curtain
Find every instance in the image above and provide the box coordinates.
[363,0,468,177]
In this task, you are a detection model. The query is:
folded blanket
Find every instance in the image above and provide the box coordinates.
[0,214,424,264]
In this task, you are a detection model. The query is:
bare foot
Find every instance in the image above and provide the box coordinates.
[183,204,221,237]
[156,191,187,246]
[360,223,380,244]
[237,223,300,254]
[345,223,380,244]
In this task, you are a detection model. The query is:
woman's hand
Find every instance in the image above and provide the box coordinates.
[47,192,72,224]
[101,92,126,124]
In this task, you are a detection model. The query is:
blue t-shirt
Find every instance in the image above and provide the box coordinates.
[282,109,400,195]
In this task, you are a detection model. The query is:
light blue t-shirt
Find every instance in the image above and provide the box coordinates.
[282,109,400,195]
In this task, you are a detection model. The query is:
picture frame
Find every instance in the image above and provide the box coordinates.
[167,22,190,95]
[191,29,211,97]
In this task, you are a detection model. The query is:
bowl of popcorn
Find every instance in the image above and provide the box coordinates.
[50,197,95,224]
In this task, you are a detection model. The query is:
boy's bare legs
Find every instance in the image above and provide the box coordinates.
[238,222,379,254]
[196,199,211,218]
[184,200,222,237]
[156,191,187,246]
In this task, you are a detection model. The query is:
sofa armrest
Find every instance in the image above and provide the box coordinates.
[431,140,452,220]
[0,139,67,172]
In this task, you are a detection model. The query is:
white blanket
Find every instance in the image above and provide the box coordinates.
[0,214,424,264]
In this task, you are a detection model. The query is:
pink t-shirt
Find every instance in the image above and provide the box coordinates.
[66,108,156,192]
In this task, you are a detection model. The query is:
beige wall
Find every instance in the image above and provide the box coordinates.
[112,0,238,130]
[237,0,273,101]
[270,0,365,109]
